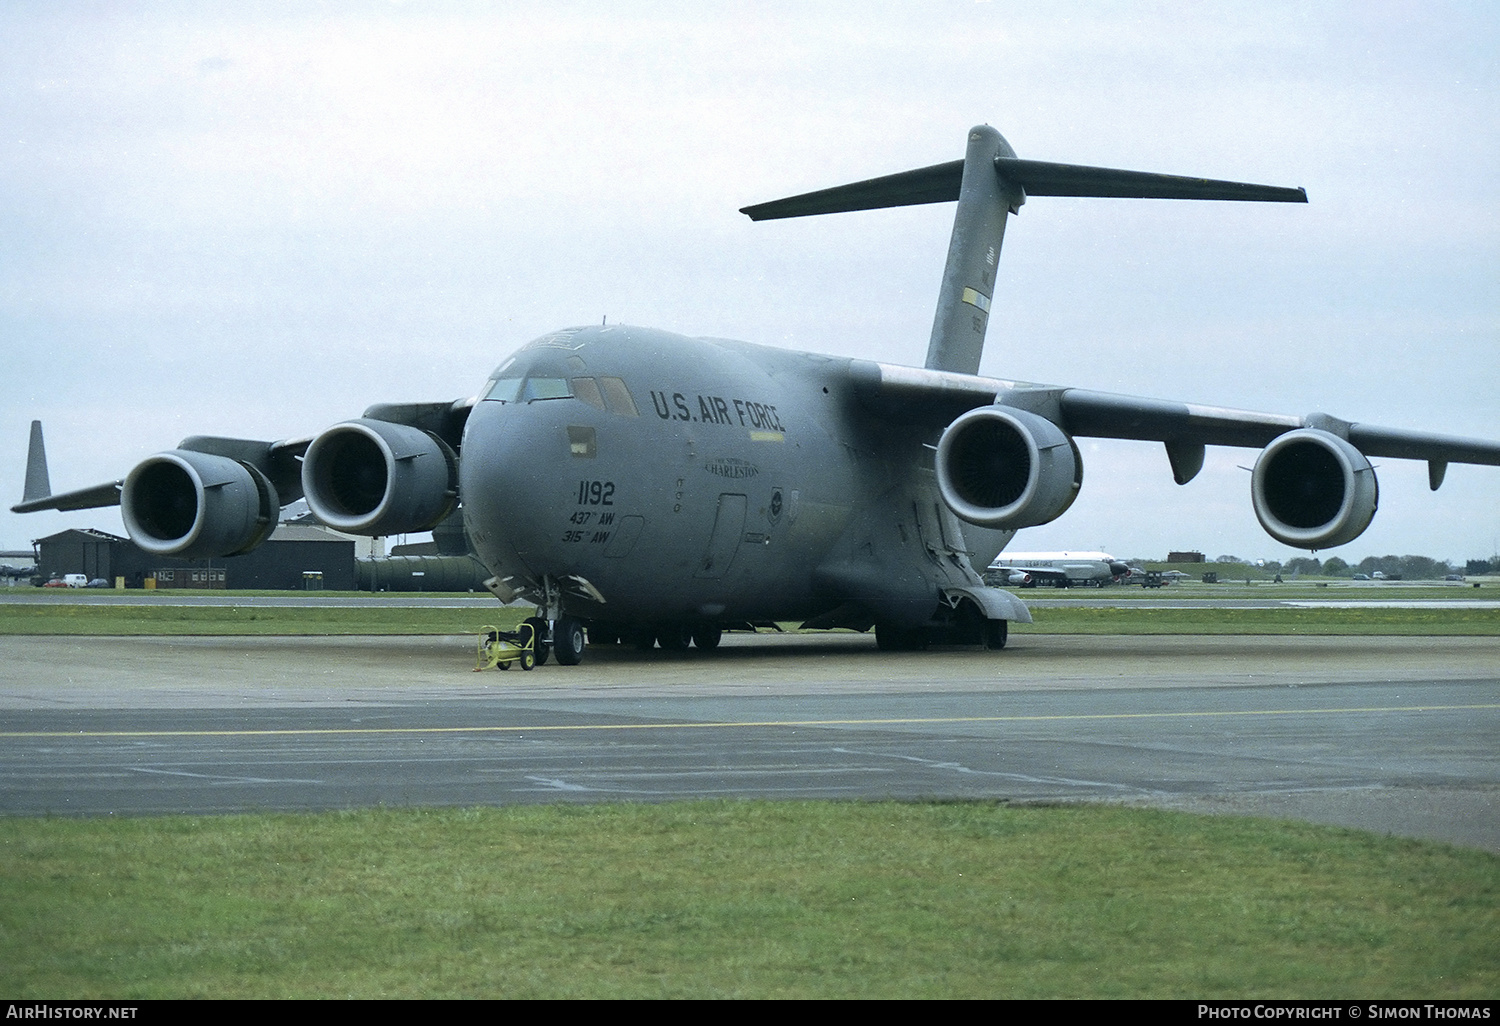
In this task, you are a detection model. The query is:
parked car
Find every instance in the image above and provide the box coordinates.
[1352,573,1370,581]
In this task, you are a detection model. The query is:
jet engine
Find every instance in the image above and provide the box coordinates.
[302,418,458,536]
[935,406,1082,529]
[121,451,279,558]
[1251,428,1378,549]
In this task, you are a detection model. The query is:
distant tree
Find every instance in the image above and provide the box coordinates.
[1467,559,1493,576]
[1353,555,1450,580]
[1215,555,1241,563]
[1395,555,1450,580]
[1321,556,1350,577]
[1285,557,1322,576]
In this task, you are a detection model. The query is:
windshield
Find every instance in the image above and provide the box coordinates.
[483,373,572,403]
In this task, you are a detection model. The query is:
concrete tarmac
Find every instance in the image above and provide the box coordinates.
[2,632,1496,852]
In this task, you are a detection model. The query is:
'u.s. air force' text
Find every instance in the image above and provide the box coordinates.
[649,391,785,432]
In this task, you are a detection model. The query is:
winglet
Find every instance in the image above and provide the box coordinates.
[23,420,50,503]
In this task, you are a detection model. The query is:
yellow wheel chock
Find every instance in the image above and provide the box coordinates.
[474,621,537,672]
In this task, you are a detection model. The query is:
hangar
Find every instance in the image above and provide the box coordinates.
[33,525,357,590]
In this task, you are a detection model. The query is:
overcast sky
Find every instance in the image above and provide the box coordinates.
[3,1,1497,563]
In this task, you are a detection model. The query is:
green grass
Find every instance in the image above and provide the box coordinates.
[3,602,1496,635]
[2,801,1494,999]
[0,603,528,636]
[1014,605,1500,635]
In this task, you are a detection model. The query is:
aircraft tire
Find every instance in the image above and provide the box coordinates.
[984,619,1008,650]
[554,616,586,666]
[524,617,551,666]
[657,623,692,652]
[691,625,723,650]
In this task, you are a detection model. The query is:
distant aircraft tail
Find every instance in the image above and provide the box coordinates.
[11,421,122,514]
[741,125,1306,377]
[23,420,50,503]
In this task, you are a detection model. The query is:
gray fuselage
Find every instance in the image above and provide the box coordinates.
[459,324,1007,630]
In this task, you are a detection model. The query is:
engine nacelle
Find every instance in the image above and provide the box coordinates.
[936,406,1083,529]
[302,419,458,536]
[121,450,279,558]
[1251,428,1378,549]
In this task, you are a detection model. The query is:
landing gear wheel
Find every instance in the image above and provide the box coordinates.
[554,615,586,666]
[524,617,550,666]
[691,625,723,650]
[984,619,1008,650]
[657,623,692,652]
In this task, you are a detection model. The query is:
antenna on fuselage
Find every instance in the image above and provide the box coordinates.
[740,125,1306,376]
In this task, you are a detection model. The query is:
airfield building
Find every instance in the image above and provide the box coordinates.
[33,526,357,590]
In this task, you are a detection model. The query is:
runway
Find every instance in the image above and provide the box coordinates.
[2,633,1497,851]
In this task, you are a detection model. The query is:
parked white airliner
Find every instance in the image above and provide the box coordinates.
[988,552,1133,588]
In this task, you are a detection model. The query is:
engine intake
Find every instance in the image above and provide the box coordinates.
[936,406,1082,529]
[121,451,279,558]
[302,419,458,536]
[1251,428,1378,549]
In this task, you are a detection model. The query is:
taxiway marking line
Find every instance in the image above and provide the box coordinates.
[2,703,1495,739]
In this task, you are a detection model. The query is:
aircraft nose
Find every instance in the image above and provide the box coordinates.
[458,398,557,564]
[459,402,520,536]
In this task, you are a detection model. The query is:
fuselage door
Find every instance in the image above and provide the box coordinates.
[695,493,747,579]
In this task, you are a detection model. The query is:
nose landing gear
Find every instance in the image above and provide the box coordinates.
[524,576,589,666]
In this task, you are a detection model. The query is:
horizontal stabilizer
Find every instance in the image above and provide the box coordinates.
[741,160,963,220]
[741,156,1304,220]
[998,158,1306,203]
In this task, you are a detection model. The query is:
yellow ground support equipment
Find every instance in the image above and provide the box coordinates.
[474,622,537,671]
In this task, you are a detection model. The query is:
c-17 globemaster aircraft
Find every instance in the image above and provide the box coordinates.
[15,125,1500,665]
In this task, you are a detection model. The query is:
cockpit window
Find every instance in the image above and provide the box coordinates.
[483,373,572,403]
[523,377,571,401]
[571,377,606,410]
[599,377,639,417]
[484,375,525,403]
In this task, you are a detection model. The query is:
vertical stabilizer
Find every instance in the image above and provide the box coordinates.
[23,421,51,502]
[924,126,1023,375]
[739,124,1304,374]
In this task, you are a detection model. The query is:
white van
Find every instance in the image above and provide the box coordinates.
[62,574,87,588]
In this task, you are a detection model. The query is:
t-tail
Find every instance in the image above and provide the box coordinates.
[741,125,1307,376]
